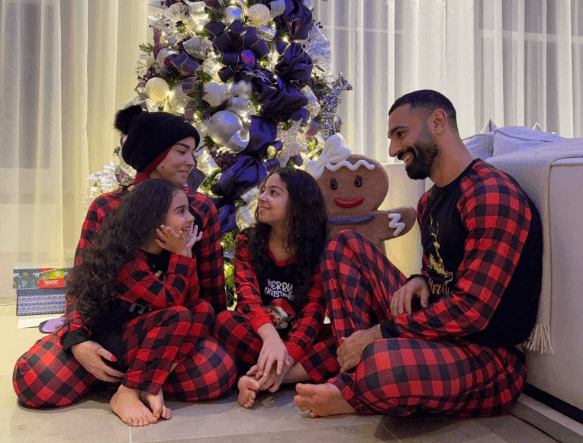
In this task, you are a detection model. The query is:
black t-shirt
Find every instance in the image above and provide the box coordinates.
[256,253,299,334]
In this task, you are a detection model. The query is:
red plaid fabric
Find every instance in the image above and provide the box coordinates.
[234,234,326,362]
[163,336,237,401]
[187,191,225,314]
[321,230,526,416]
[214,310,339,382]
[13,301,235,407]
[118,306,202,394]
[330,338,526,417]
[74,188,129,264]
[115,251,198,310]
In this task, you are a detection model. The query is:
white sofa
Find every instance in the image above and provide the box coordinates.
[381,127,583,415]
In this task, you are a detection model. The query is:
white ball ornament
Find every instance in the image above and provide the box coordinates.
[248,4,271,27]
[223,6,243,25]
[145,77,170,102]
[208,111,244,146]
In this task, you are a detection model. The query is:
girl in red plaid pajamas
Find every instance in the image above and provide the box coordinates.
[214,167,339,408]
[295,90,542,418]
[66,178,209,426]
[13,106,236,416]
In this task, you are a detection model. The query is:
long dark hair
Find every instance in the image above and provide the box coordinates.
[243,167,328,310]
[68,179,182,325]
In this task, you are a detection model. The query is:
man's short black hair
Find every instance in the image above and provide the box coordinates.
[389,89,458,133]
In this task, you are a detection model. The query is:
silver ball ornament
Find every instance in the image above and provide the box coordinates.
[223,6,243,25]
[207,111,244,146]
[168,83,190,110]
[303,0,315,11]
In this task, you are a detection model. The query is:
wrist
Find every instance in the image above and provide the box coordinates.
[369,324,383,342]
[407,273,429,286]
[257,322,279,342]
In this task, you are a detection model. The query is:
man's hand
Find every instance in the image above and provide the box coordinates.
[390,276,430,316]
[71,341,124,382]
[337,325,383,372]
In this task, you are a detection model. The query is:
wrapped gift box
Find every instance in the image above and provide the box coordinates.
[13,264,72,316]
[13,264,73,290]
[16,288,67,316]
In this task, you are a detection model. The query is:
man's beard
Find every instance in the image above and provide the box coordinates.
[399,139,439,180]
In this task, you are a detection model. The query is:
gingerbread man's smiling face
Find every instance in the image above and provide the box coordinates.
[318,154,389,219]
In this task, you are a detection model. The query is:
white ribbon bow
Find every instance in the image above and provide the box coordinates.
[305,134,351,179]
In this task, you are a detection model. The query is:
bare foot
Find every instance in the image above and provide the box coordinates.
[110,385,157,427]
[140,388,172,420]
[238,376,259,409]
[294,383,356,418]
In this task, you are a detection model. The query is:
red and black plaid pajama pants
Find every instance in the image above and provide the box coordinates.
[321,230,527,417]
[213,311,340,383]
[13,299,237,408]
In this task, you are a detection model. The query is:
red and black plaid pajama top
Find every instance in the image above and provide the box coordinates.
[323,159,542,417]
[13,187,237,408]
[214,233,340,382]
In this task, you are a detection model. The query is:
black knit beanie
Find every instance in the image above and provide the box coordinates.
[114,105,200,172]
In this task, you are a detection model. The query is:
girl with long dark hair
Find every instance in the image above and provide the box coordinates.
[214,167,340,408]
[67,178,210,426]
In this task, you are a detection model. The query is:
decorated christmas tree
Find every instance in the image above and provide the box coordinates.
[87,0,351,305]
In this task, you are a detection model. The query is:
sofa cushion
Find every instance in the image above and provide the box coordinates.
[463,119,497,160]
[493,125,563,156]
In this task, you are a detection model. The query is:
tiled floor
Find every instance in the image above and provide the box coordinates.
[0,303,561,443]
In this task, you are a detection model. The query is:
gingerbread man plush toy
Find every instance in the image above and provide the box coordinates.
[306,134,416,254]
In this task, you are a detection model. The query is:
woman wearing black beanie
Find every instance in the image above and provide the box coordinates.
[13,106,237,418]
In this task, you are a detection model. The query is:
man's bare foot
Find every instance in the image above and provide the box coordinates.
[110,385,157,427]
[139,388,171,420]
[238,376,259,409]
[294,383,356,418]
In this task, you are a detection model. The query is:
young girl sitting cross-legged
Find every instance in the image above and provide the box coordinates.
[66,178,211,427]
[214,167,341,408]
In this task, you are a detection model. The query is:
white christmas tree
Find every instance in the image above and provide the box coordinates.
[87,0,352,303]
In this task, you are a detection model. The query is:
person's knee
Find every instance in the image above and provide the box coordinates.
[355,341,402,396]
[213,309,239,339]
[13,356,75,409]
[180,339,238,400]
[191,298,214,327]
[166,305,196,328]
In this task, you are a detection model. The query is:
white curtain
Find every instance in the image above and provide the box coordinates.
[0,0,147,298]
[316,0,583,162]
[1,0,581,297]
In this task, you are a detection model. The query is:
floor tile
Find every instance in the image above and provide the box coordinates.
[129,388,379,443]
[477,414,559,442]
[143,422,397,442]
[378,414,507,443]
[510,397,581,443]
[0,375,130,443]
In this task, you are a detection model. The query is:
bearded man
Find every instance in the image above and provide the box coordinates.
[295,90,543,418]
